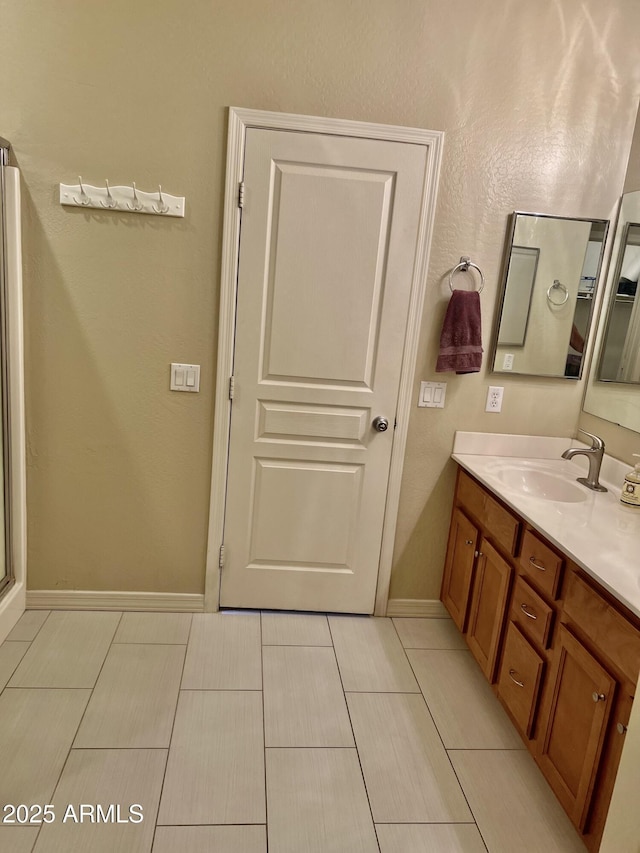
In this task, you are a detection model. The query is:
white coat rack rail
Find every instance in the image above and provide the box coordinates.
[59,177,185,218]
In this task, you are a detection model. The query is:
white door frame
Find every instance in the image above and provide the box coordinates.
[204,107,443,615]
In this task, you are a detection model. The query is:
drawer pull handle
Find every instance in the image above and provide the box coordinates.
[592,692,606,703]
[465,539,473,545]
[529,557,546,571]
[617,723,628,735]
[508,669,525,688]
[520,603,537,620]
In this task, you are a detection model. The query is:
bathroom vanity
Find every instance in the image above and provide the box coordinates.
[441,434,640,852]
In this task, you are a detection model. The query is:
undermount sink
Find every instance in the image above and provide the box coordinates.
[493,463,588,503]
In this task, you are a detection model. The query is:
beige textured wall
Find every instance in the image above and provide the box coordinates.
[1,0,639,597]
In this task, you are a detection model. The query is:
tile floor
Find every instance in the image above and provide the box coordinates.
[0,610,587,852]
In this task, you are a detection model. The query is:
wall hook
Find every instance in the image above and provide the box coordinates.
[127,181,143,212]
[60,180,185,217]
[75,176,91,206]
[101,179,118,209]
[153,185,169,214]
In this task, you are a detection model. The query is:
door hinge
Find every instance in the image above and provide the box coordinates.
[219,544,226,569]
[229,376,235,400]
[238,181,245,208]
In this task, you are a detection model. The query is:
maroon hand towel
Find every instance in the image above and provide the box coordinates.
[436,290,483,374]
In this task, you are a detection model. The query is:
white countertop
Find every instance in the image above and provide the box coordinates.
[451,433,640,619]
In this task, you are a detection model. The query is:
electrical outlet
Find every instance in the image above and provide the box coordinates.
[486,385,504,413]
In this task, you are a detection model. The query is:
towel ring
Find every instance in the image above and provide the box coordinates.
[547,279,569,306]
[449,256,485,293]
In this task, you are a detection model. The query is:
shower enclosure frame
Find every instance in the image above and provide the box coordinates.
[0,137,13,599]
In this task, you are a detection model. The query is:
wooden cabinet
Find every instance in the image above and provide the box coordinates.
[441,466,640,852]
[466,538,512,681]
[441,508,478,632]
[497,621,544,738]
[538,625,616,832]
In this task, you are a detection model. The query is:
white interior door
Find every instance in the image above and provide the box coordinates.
[219,127,429,613]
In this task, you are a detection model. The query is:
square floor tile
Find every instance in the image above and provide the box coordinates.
[263,645,353,747]
[262,612,332,646]
[74,644,185,748]
[449,749,586,852]
[113,613,192,645]
[33,749,166,853]
[8,612,121,688]
[181,613,261,689]
[329,616,418,692]
[152,825,266,853]
[158,690,265,825]
[408,649,523,749]
[266,748,378,853]
[393,617,467,650]
[0,689,90,806]
[347,692,472,822]
[376,824,487,853]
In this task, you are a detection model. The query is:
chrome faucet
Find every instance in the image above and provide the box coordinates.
[561,430,608,492]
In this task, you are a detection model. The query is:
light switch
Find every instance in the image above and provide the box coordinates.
[171,363,200,392]
[418,380,447,408]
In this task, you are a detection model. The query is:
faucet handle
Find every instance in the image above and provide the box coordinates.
[578,428,604,450]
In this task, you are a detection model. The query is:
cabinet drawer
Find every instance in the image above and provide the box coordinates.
[511,576,554,649]
[497,622,544,738]
[457,471,520,556]
[563,571,640,685]
[519,529,563,600]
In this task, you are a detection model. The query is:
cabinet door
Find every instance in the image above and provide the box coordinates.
[441,508,479,631]
[466,538,512,681]
[538,625,616,832]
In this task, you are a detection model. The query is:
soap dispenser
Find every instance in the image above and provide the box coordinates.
[620,454,640,507]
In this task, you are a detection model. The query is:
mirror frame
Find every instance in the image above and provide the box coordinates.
[490,211,609,380]
[595,219,640,384]
[583,190,640,432]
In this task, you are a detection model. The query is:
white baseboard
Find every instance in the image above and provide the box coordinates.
[25,590,205,612]
[385,598,448,618]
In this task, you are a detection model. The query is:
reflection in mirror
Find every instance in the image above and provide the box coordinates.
[584,190,640,433]
[597,222,640,382]
[491,213,608,379]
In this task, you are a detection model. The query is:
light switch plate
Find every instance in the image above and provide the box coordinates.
[170,363,200,392]
[419,380,447,408]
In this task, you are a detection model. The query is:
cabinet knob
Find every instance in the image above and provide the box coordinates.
[616,722,628,735]
[592,692,606,703]
[465,539,473,545]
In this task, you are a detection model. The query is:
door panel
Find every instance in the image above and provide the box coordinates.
[220,128,429,612]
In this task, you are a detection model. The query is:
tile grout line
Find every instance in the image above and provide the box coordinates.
[31,610,125,849]
[327,615,382,853]
[389,617,491,853]
[151,612,194,850]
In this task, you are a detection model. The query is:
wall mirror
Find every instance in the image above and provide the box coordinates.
[584,190,640,432]
[491,212,608,379]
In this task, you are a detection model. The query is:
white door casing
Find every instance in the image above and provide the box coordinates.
[205,108,443,614]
